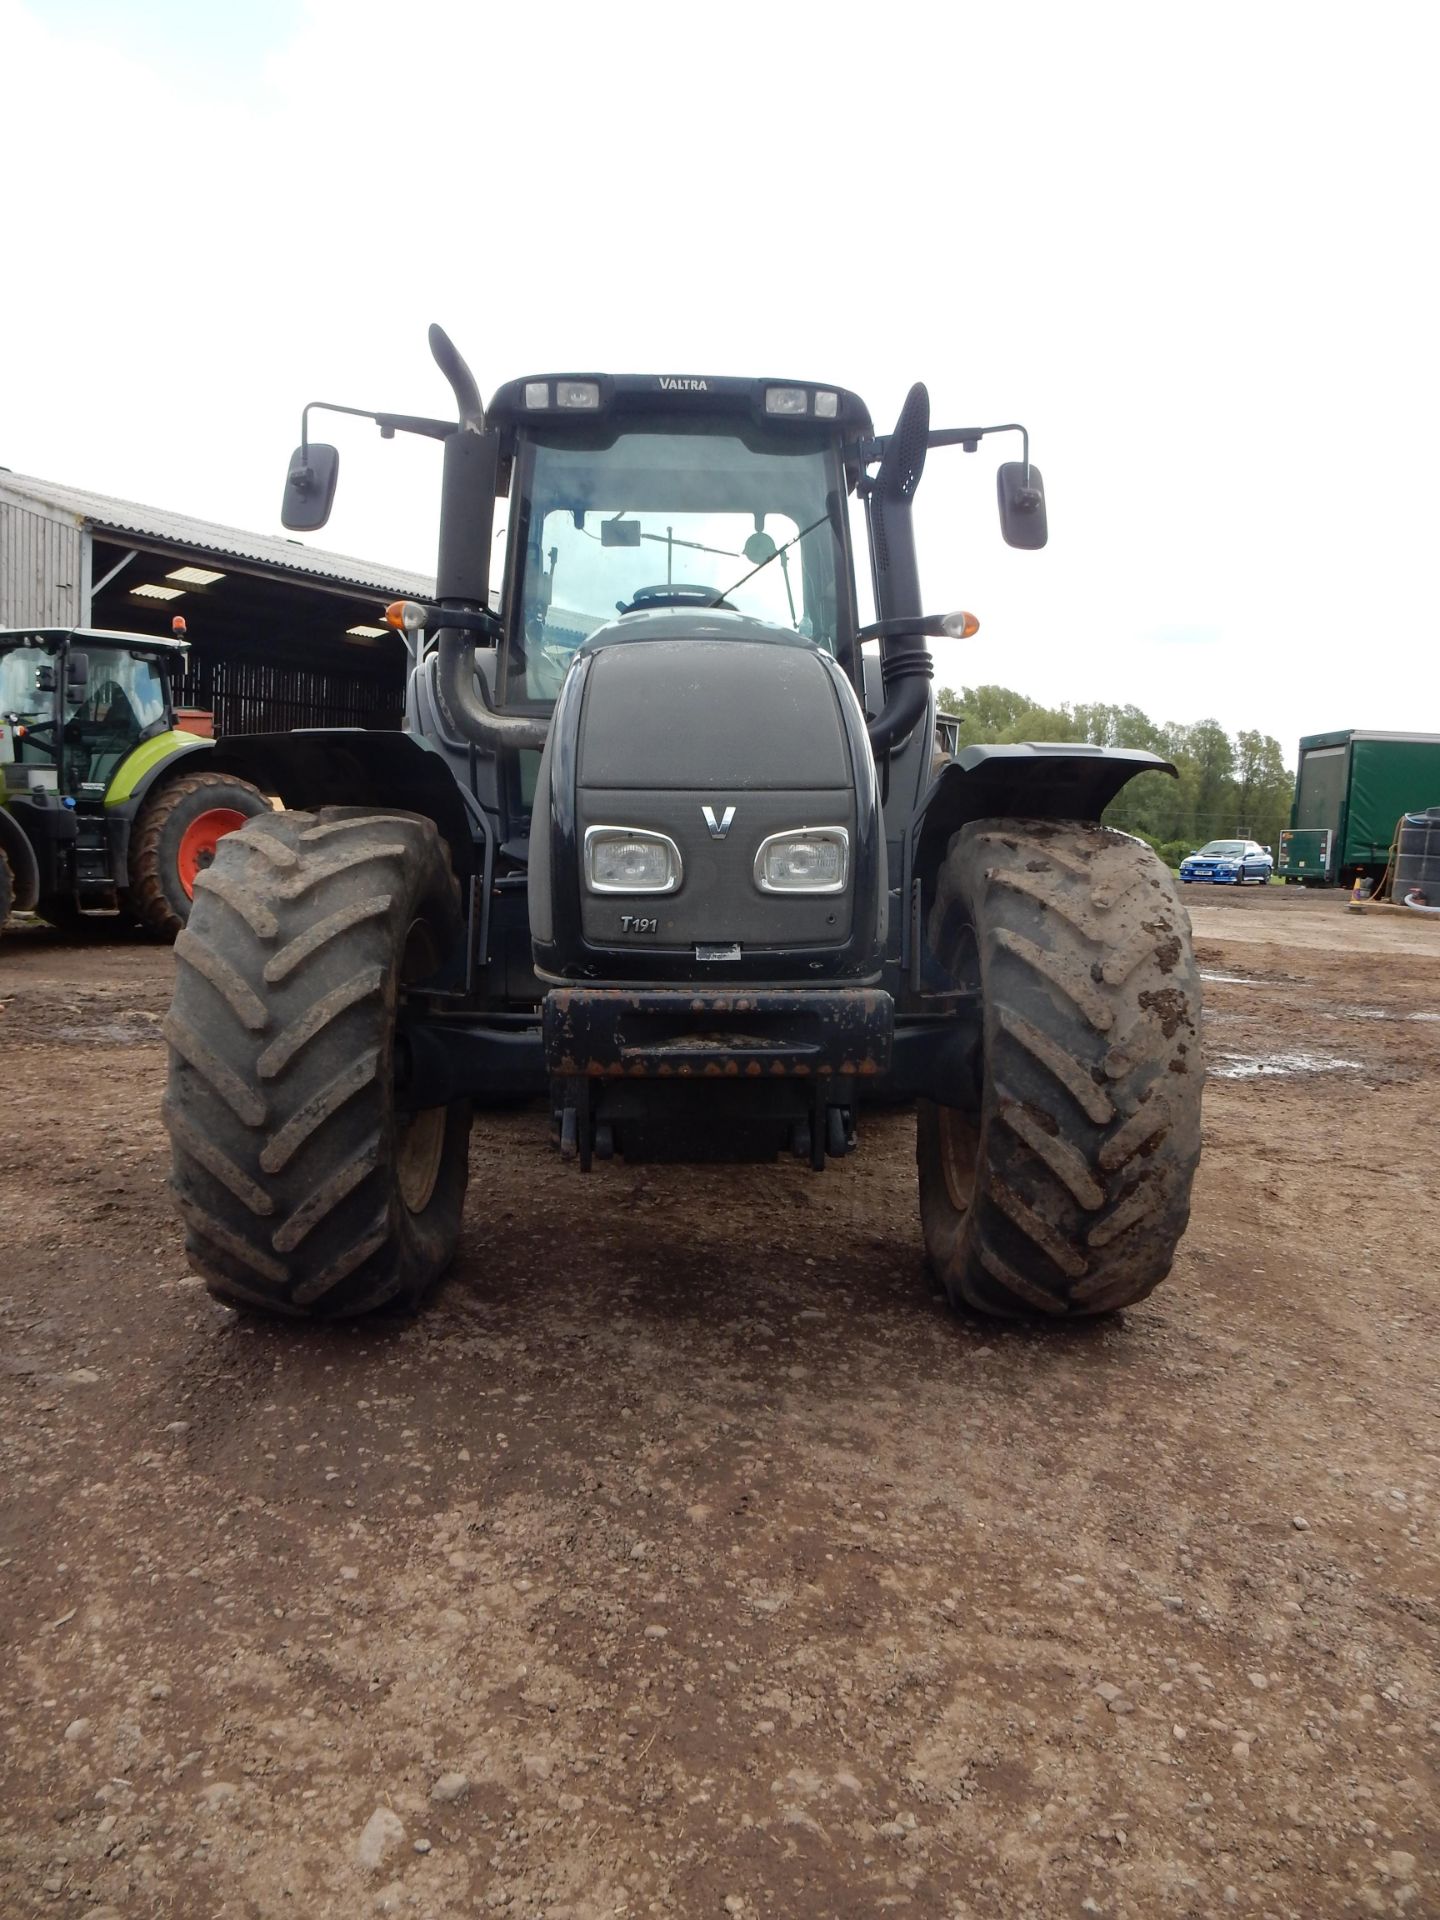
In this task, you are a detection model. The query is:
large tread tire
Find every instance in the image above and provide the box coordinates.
[163,806,471,1319]
[917,819,1203,1318]
[0,848,13,936]
[130,770,270,940]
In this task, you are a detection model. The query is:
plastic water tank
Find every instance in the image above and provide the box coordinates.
[1394,808,1440,906]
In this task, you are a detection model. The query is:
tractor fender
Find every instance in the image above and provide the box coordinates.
[104,731,214,808]
[910,743,1176,892]
[0,804,41,912]
[203,728,484,881]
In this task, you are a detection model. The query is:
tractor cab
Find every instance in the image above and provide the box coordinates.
[487,377,871,693]
[0,628,188,800]
[437,378,872,853]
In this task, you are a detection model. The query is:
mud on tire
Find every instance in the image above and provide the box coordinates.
[130,770,270,940]
[163,807,471,1318]
[917,819,1203,1317]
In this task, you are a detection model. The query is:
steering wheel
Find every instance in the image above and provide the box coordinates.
[617,583,737,615]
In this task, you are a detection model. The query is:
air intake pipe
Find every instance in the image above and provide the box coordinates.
[428,323,550,752]
[864,382,935,758]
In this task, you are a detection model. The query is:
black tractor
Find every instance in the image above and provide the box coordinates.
[160,330,1202,1322]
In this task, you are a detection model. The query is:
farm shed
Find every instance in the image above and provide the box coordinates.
[0,471,435,736]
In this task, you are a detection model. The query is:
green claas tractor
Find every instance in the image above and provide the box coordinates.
[0,627,268,941]
[160,328,1203,1323]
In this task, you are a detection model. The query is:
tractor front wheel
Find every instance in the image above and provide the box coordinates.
[130,770,270,939]
[163,806,471,1318]
[917,819,1203,1318]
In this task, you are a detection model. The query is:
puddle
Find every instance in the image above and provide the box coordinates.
[1210,1050,1364,1081]
[53,1018,163,1046]
[1320,1008,1440,1024]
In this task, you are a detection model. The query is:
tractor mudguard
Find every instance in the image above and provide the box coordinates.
[204,728,485,881]
[103,731,214,808]
[910,742,1176,890]
[0,804,41,912]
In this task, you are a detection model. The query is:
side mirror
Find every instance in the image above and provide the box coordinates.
[66,651,90,693]
[997,460,1048,550]
[281,443,340,531]
[600,518,642,548]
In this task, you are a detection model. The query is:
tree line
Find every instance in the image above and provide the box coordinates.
[935,684,1295,862]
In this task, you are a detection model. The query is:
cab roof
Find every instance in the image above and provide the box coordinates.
[487,374,874,439]
[0,626,190,655]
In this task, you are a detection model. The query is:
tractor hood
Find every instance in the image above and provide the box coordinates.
[574,613,852,788]
[528,620,885,985]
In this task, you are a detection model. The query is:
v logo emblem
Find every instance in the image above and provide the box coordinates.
[701,805,737,840]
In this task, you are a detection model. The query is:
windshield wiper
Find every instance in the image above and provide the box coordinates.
[708,505,834,609]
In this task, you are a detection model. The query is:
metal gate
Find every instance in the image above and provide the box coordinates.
[172,653,402,737]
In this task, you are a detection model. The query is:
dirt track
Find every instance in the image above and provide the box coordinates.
[1,889,1437,1919]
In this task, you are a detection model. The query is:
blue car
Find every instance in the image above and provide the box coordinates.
[1179,838,1273,885]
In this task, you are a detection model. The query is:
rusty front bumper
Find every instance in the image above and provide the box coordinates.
[542,988,894,1080]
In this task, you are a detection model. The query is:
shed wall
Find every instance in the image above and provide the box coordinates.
[0,495,85,625]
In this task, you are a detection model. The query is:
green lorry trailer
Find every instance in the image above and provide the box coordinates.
[1279,730,1440,885]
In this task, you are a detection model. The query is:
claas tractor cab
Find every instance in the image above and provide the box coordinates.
[0,626,267,941]
[159,327,1202,1324]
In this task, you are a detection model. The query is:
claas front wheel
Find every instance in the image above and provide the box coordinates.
[917,819,1203,1317]
[130,770,270,939]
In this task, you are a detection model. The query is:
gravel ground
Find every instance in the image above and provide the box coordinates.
[0,888,1436,1919]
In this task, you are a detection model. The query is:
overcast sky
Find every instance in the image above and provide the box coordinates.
[4,0,1436,752]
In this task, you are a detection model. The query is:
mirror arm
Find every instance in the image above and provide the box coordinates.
[287,401,456,514]
[298,399,454,461]
[853,421,1033,484]
[374,411,458,442]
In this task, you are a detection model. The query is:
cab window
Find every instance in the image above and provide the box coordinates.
[502,422,848,708]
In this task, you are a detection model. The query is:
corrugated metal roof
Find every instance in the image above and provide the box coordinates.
[0,470,436,599]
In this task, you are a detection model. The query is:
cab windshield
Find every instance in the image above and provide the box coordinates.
[62,648,168,791]
[503,422,848,705]
[0,645,50,726]
[67,649,168,737]
[2,644,170,791]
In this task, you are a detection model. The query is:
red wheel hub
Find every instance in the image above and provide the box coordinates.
[176,808,248,897]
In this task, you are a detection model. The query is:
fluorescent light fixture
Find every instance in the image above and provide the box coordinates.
[130,583,184,600]
[346,624,388,638]
[165,566,226,586]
